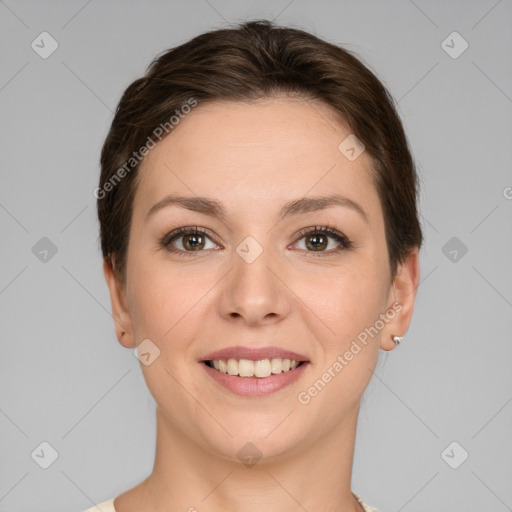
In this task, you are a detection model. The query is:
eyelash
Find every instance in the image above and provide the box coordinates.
[159,225,353,258]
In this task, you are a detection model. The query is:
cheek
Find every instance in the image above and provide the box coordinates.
[309,262,388,343]
[126,254,172,339]
[126,255,215,344]
[127,265,204,403]
[300,268,386,412]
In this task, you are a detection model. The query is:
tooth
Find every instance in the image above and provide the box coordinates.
[218,359,228,374]
[226,358,239,376]
[270,358,282,374]
[210,357,303,377]
[254,359,272,378]
[238,359,255,377]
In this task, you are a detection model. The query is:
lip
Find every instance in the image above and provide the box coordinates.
[200,346,309,363]
[201,360,310,397]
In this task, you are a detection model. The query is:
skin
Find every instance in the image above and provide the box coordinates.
[103,95,420,512]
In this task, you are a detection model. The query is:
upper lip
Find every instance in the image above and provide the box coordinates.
[201,346,309,362]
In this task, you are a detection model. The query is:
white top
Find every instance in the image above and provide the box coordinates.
[83,498,116,512]
[83,493,379,511]
[354,492,380,511]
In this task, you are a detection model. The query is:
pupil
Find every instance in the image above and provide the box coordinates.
[185,234,204,250]
[308,234,326,251]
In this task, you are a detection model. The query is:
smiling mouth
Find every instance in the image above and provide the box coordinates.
[204,358,306,378]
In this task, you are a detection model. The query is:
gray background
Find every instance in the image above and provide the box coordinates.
[1,1,511,511]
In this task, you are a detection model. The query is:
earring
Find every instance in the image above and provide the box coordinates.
[392,335,403,345]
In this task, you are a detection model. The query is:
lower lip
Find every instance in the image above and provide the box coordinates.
[201,361,309,397]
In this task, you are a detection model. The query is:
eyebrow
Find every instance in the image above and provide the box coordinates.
[145,194,369,224]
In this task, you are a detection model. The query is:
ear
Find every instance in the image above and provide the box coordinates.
[103,259,136,349]
[380,247,420,351]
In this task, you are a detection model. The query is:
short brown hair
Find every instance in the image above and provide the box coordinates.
[97,19,423,285]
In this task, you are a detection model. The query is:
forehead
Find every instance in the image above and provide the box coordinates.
[135,96,380,222]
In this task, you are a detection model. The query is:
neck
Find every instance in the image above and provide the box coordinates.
[127,404,364,512]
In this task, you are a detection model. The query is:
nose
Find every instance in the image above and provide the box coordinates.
[218,240,292,327]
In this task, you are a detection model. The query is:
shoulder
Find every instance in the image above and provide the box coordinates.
[82,497,116,512]
[353,491,380,512]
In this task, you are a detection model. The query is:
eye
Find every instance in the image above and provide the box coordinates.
[160,226,221,256]
[293,225,353,256]
[160,224,353,258]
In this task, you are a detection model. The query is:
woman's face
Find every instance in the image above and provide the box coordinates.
[105,96,418,461]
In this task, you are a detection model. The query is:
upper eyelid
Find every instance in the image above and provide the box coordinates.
[162,226,219,246]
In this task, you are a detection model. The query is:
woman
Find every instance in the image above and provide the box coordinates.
[88,19,422,512]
